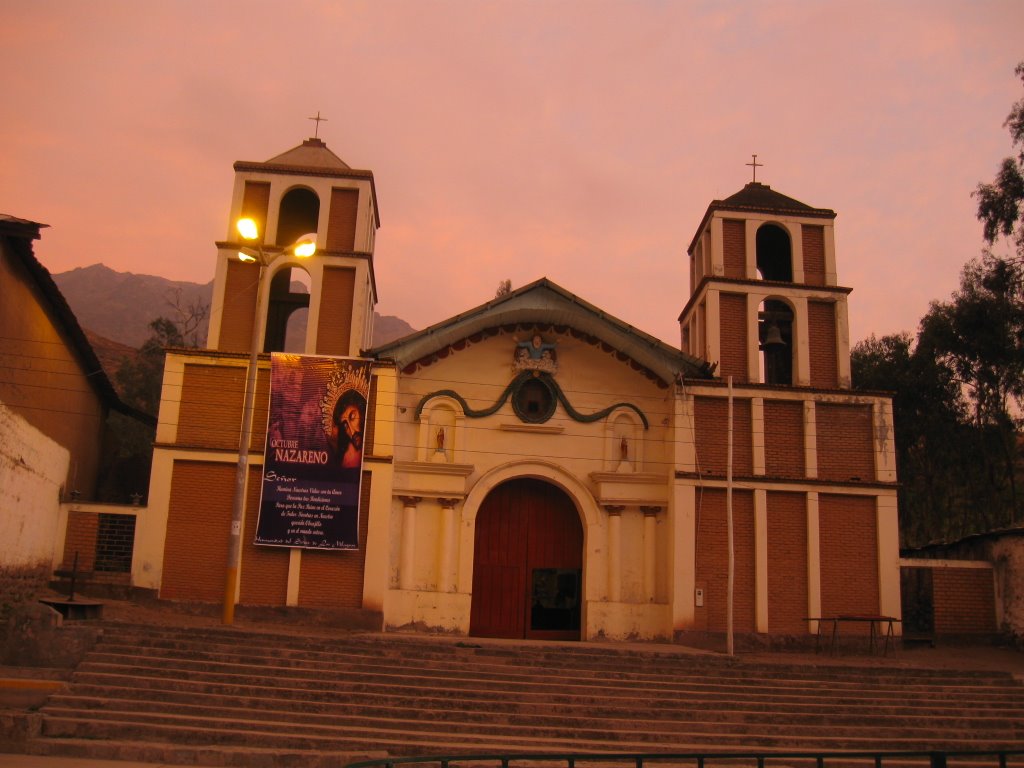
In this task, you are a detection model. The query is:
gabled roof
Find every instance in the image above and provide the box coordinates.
[265,138,351,170]
[0,215,155,426]
[688,182,836,253]
[369,277,714,386]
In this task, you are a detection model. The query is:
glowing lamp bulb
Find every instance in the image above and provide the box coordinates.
[237,251,257,263]
[236,218,259,241]
[293,240,316,258]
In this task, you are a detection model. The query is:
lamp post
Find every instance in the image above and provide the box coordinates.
[223,218,316,625]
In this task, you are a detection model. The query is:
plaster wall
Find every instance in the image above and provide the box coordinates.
[990,537,1024,640]
[385,331,676,639]
[0,401,70,568]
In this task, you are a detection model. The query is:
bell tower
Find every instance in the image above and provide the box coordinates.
[678,181,852,389]
[206,137,380,357]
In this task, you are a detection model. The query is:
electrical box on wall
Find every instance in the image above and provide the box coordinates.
[695,587,704,607]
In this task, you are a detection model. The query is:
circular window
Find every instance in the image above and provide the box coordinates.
[512,375,556,424]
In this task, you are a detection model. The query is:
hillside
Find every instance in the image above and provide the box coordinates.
[54,263,415,350]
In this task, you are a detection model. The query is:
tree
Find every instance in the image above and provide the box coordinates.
[115,317,185,416]
[98,316,191,503]
[976,61,1024,250]
[851,333,967,545]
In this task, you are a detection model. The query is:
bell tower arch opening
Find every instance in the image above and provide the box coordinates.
[264,265,311,353]
[758,297,794,385]
[277,187,320,247]
[756,223,792,282]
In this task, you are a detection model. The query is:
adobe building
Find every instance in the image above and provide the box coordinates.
[134,138,900,643]
[1,215,152,594]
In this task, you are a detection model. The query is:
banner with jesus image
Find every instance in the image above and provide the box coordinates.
[255,353,370,550]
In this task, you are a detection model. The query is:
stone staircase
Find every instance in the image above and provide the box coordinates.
[23,622,1024,767]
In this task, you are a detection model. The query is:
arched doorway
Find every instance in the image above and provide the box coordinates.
[469,478,583,641]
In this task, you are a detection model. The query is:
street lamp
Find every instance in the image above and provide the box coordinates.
[223,218,316,625]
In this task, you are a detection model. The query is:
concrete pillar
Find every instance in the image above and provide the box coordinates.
[641,506,660,602]
[806,492,821,632]
[605,506,624,602]
[437,498,459,593]
[399,496,421,591]
[754,489,769,633]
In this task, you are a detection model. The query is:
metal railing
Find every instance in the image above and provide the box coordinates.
[346,751,1024,768]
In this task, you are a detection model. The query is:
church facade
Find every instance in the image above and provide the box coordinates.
[134,138,900,643]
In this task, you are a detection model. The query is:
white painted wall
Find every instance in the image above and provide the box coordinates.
[0,400,69,568]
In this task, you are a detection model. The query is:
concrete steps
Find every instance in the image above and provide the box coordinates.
[27,622,1024,765]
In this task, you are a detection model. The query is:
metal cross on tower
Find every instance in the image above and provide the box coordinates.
[746,154,763,183]
[308,111,328,139]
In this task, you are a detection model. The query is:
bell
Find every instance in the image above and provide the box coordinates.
[763,323,785,348]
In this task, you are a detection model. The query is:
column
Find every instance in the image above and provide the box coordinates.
[806,492,821,632]
[641,506,660,602]
[754,489,768,633]
[437,498,459,593]
[605,505,624,602]
[398,496,421,591]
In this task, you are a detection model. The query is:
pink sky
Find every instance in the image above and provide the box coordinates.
[2,0,1022,347]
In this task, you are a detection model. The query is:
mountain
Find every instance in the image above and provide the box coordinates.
[54,264,213,348]
[53,263,415,350]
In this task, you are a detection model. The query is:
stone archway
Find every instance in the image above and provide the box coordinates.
[469,478,583,641]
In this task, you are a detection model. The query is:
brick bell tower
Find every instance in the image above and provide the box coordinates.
[206,137,380,357]
[678,179,852,389]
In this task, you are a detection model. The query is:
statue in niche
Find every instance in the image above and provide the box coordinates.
[431,425,448,463]
[617,434,633,473]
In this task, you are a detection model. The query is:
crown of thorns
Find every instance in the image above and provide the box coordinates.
[320,364,370,436]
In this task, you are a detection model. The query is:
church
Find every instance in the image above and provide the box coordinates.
[134,136,900,643]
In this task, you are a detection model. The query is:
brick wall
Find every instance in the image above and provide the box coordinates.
[767,491,808,633]
[241,181,270,240]
[723,219,746,278]
[802,224,826,286]
[694,489,755,632]
[815,402,874,482]
[162,461,236,602]
[718,293,749,381]
[764,399,804,478]
[315,266,355,356]
[297,471,371,609]
[819,494,879,625]
[933,567,997,634]
[240,468,289,606]
[61,510,99,571]
[176,363,270,453]
[326,188,359,252]
[218,260,259,353]
[808,301,838,389]
[694,396,753,477]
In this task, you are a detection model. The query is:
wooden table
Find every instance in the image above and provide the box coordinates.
[808,615,901,656]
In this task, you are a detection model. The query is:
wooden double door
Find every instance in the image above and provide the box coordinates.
[469,478,584,640]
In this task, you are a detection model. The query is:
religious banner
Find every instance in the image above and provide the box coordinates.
[255,353,370,550]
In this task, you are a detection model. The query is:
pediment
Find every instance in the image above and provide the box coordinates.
[369,278,712,387]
